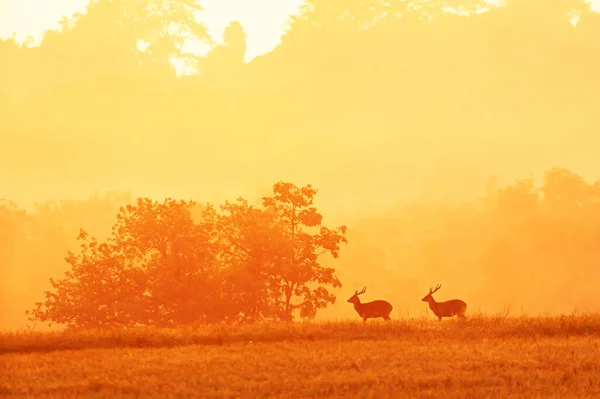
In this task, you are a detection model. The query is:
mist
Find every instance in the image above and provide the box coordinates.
[2,0,600,330]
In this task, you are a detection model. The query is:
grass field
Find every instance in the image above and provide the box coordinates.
[2,314,600,398]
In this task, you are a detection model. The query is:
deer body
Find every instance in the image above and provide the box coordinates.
[348,287,393,323]
[422,284,467,320]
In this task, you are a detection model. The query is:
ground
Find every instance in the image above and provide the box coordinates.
[2,315,600,398]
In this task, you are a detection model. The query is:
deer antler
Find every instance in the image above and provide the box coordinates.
[430,284,442,295]
[355,286,367,296]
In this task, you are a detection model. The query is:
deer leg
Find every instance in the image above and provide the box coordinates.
[438,316,442,321]
[362,317,367,324]
[383,316,391,321]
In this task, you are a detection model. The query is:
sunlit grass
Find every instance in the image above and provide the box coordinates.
[2,315,600,398]
[2,313,600,355]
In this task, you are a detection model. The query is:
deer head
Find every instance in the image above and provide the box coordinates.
[347,286,367,304]
[421,284,442,303]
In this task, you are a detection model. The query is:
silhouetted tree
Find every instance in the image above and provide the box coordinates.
[26,183,347,327]
[207,198,288,322]
[201,21,247,82]
[261,182,347,321]
[110,198,219,326]
[27,198,219,328]
[27,229,150,328]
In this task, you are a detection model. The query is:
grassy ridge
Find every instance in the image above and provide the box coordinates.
[2,313,600,354]
[2,315,600,398]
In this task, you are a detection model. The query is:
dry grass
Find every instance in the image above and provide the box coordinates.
[2,314,600,398]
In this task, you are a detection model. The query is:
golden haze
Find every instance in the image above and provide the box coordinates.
[2,0,600,331]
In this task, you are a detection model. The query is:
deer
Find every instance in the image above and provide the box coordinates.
[421,284,467,320]
[347,286,393,323]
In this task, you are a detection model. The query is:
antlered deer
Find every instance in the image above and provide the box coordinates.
[347,286,393,323]
[421,284,467,320]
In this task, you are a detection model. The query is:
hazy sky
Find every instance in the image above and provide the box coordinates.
[0,0,304,61]
[2,0,600,64]
[3,0,600,331]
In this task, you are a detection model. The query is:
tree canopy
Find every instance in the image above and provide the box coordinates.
[26,183,348,328]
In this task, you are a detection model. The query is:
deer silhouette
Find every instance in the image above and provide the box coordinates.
[347,286,393,323]
[421,284,467,320]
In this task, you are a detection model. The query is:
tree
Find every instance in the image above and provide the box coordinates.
[261,182,347,321]
[27,198,219,328]
[208,184,348,323]
[209,198,288,322]
[222,21,247,64]
[134,0,211,70]
[26,229,150,328]
[201,21,247,82]
[27,183,348,328]
[295,0,389,31]
[37,0,141,83]
[540,168,589,213]
[42,0,211,78]
[110,198,219,326]
[501,0,590,23]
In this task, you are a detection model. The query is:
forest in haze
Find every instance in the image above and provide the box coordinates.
[2,0,600,330]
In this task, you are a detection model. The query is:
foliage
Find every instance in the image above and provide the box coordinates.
[26,183,347,328]
[26,230,149,328]
[261,182,347,319]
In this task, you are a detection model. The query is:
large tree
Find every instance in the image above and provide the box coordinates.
[27,183,348,327]
[203,182,348,322]
[110,198,219,326]
[261,182,347,321]
[208,198,288,322]
[27,198,218,328]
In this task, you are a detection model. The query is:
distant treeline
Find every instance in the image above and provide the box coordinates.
[2,0,599,201]
[3,168,600,330]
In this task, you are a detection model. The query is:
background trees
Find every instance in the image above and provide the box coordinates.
[8,167,600,330]
[3,0,599,205]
